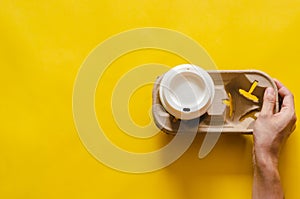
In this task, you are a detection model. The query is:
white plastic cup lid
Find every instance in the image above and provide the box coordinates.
[159,64,215,120]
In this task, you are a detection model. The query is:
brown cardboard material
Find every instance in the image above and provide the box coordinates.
[152,70,279,134]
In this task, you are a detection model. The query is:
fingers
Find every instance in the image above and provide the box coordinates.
[274,79,295,111]
[274,79,291,97]
[260,87,276,116]
[274,79,284,89]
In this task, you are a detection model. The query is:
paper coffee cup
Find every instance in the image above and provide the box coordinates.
[159,64,215,120]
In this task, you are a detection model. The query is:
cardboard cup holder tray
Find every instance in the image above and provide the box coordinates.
[152,70,279,134]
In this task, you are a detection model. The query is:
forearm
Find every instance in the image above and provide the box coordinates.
[252,149,284,199]
[252,81,296,199]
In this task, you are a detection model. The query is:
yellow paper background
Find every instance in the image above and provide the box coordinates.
[0,1,299,198]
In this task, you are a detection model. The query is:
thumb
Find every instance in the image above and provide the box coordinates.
[260,87,276,116]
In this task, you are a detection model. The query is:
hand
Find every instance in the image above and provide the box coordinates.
[252,79,297,199]
[253,79,296,162]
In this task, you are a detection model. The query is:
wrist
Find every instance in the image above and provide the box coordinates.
[253,147,279,171]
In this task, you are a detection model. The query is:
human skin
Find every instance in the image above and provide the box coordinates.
[252,79,297,199]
